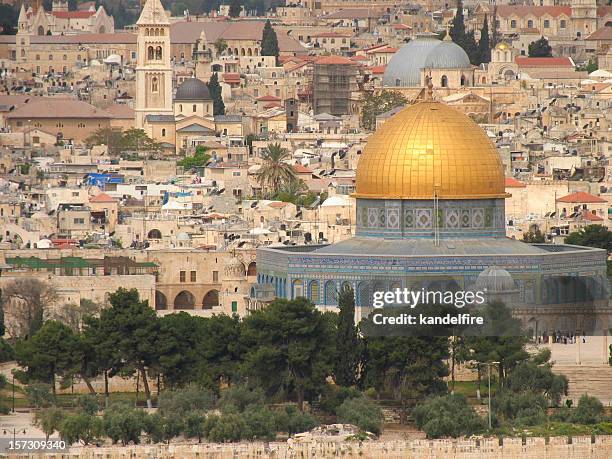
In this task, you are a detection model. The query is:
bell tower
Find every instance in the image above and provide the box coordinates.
[571,0,597,39]
[135,0,173,129]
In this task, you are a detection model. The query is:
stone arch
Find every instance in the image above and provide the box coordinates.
[99,25,106,34]
[292,279,304,298]
[503,69,515,80]
[240,48,246,56]
[308,280,320,303]
[145,28,150,36]
[155,291,167,310]
[460,75,466,86]
[357,281,370,307]
[441,75,448,88]
[155,46,162,60]
[324,281,337,305]
[175,290,195,309]
[247,48,252,56]
[203,289,219,309]
[148,46,154,60]
[247,261,256,276]
[38,26,44,36]
[147,229,162,239]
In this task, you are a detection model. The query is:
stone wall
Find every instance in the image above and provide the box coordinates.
[15,436,612,459]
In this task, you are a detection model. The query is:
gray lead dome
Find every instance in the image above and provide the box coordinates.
[175,78,212,101]
[383,35,471,87]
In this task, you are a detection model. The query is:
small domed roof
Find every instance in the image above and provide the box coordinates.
[474,267,517,293]
[383,35,471,87]
[175,78,211,101]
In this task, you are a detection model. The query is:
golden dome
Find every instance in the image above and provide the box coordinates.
[497,42,510,51]
[355,101,508,200]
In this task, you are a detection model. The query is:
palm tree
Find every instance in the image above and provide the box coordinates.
[257,143,297,195]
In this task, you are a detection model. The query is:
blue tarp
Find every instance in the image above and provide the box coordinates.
[86,173,124,189]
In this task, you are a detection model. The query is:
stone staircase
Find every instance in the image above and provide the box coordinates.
[552,364,612,405]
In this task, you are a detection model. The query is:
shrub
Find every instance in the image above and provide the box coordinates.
[158,385,215,417]
[26,383,55,409]
[102,403,148,445]
[318,385,362,415]
[570,395,604,425]
[336,396,383,436]
[59,412,103,445]
[413,394,486,438]
[203,413,250,442]
[218,384,265,414]
[243,405,276,441]
[493,390,548,426]
[274,405,318,435]
[76,394,99,416]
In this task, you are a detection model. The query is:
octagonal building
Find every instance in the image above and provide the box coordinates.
[252,100,609,334]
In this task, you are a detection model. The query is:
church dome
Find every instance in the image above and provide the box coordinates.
[354,101,507,200]
[175,78,211,101]
[383,35,471,87]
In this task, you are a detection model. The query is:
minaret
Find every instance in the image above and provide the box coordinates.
[135,0,173,129]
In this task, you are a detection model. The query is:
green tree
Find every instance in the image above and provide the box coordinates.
[228,0,241,18]
[478,15,491,64]
[177,146,211,171]
[273,405,318,434]
[2,278,57,338]
[97,288,160,408]
[218,384,265,414]
[207,72,225,115]
[334,284,360,387]
[336,396,383,435]
[102,403,148,445]
[565,224,612,251]
[213,38,228,56]
[243,404,277,440]
[203,413,250,442]
[195,314,243,393]
[15,321,82,393]
[256,143,297,194]
[241,297,335,410]
[25,383,55,409]
[360,90,407,131]
[156,313,206,388]
[450,0,466,47]
[528,36,553,58]
[158,385,215,417]
[121,128,161,153]
[0,5,17,35]
[59,412,103,445]
[570,394,604,424]
[34,407,65,441]
[523,228,545,243]
[413,394,486,438]
[85,128,124,155]
[463,30,479,65]
[184,411,206,441]
[261,20,279,62]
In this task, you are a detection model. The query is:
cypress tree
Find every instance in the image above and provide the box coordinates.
[228,0,241,18]
[478,15,491,64]
[450,0,466,47]
[261,20,279,62]
[464,30,479,66]
[334,284,360,387]
[207,73,225,116]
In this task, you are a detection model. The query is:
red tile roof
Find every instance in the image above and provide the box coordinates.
[515,57,574,68]
[263,102,282,109]
[256,95,281,101]
[52,11,95,19]
[556,191,606,203]
[505,177,526,188]
[268,201,289,208]
[368,65,386,75]
[315,55,356,65]
[368,46,398,54]
[581,210,604,222]
[393,24,412,30]
[90,193,117,203]
[222,73,241,83]
[496,5,571,18]
[586,26,612,41]
[293,164,312,174]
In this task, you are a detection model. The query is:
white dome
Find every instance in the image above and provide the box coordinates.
[321,195,350,207]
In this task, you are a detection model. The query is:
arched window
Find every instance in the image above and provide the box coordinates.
[192,104,197,112]
[308,281,320,303]
[21,49,26,57]
[527,20,533,28]
[161,128,166,137]
[160,28,165,36]
[441,75,448,87]
[155,46,162,60]
[179,104,183,112]
[510,20,516,29]
[293,280,304,299]
[38,26,44,35]
[203,290,219,309]
[240,48,245,56]
[248,48,252,56]
[48,55,53,61]
[151,77,158,93]
[324,281,337,305]
[560,20,567,29]
[148,46,154,60]
[460,75,466,86]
